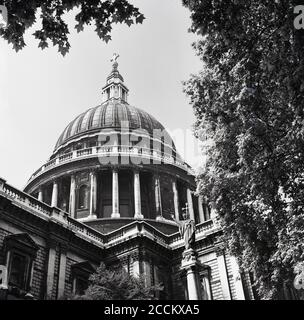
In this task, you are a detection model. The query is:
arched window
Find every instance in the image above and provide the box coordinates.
[78,185,89,210]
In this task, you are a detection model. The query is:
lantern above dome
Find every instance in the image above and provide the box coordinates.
[102,53,129,103]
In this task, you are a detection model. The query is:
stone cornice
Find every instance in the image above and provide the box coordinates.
[0,179,222,260]
[25,160,195,195]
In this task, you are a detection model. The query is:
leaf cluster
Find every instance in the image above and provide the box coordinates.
[0,0,145,55]
[183,0,304,299]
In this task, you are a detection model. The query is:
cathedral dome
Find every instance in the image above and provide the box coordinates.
[24,55,195,228]
[55,101,166,151]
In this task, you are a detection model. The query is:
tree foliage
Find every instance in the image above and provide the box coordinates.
[0,0,145,55]
[183,0,304,299]
[69,263,162,300]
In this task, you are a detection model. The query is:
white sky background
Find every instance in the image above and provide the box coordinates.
[0,0,204,190]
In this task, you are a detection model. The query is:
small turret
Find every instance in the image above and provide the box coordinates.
[101,53,129,103]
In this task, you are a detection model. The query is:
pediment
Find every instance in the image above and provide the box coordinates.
[4,233,39,251]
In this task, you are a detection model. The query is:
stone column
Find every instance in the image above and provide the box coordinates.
[181,249,201,300]
[216,249,232,300]
[186,268,200,300]
[153,265,159,285]
[51,181,58,208]
[38,188,43,202]
[201,269,212,300]
[69,175,76,218]
[187,188,195,221]
[154,174,162,218]
[57,246,67,299]
[113,135,119,153]
[142,259,152,286]
[131,254,140,278]
[172,180,179,221]
[111,168,120,218]
[198,196,205,223]
[230,256,245,300]
[46,246,56,299]
[89,171,97,219]
[134,170,143,219]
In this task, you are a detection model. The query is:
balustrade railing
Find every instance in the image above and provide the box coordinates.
[27,145,193,183]
[0,181,53,217]
[59,152,73,162]
[0,178,218,250]
[67,217,104,245]
[0,179,105,246]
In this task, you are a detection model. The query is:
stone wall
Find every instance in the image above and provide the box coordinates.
[0,221,49,300]
[31,245,47,299]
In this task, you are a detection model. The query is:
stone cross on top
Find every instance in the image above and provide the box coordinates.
[111,53,120,64]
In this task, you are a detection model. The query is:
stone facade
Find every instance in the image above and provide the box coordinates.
[0,60,255,300]
[0,178,255,300]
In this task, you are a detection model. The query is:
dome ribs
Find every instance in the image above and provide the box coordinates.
[80,108,93,132]
[53,102,167,151]
[104,102,114,127]
[75,112,86,135]
[87,106,97,129]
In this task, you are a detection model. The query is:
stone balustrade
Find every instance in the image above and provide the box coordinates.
[0,177,105,247]
[0,177,219,251]
[27,145,194,184]
[0,178,52,219]
[67,217,104,246]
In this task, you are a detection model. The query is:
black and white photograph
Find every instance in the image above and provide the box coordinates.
[0,0,304,308]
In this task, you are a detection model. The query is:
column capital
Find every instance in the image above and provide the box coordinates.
[171,176,178,183]
[59,242,69,254]
[181,249,201,300]
[215,245,226,257]
[181,248,199,269]
[153,172,160,178]
[47,238,59,249]
[89,169,98,175]
[112,166,119,173]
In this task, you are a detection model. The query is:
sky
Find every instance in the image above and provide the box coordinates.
[0,0,203,190]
